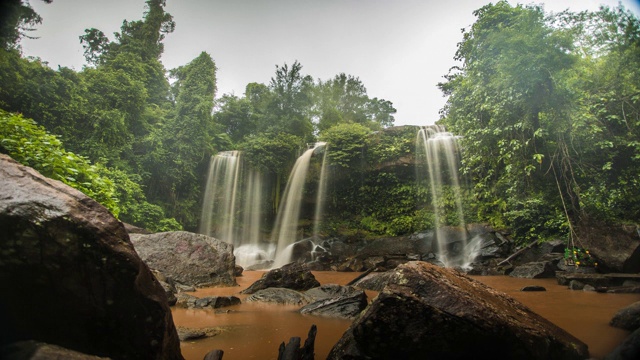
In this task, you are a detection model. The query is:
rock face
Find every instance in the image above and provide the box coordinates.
[0,154,182,359]
[577,221,640,273]
[300,287,367,319]
[240,263,320,294]
[130,231,237,287]
[328,261,589,360]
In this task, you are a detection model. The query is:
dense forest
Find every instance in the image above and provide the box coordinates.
[1,0,638,244]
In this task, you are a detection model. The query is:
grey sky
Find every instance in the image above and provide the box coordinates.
[21,0,640,126]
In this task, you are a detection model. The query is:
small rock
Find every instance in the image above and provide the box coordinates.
[241,263,320,294]
[583,284,596,292]
[569,280,585,290]
[520,286,546,292]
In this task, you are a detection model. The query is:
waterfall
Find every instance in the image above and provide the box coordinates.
[416,126,474,268]
[199,151,267,268]
[272,142,327,268]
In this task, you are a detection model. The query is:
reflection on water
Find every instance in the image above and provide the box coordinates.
[173,271,640,360]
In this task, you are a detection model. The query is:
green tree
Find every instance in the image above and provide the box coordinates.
[0,0,51,50]
[440,2,640,241]
[144,51,221,229]
[267,61,315,141]
[315,73,397,132]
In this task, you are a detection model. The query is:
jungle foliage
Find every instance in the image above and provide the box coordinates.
[439,1,640,241]
[1,1,638,242]
[0,0,396,232]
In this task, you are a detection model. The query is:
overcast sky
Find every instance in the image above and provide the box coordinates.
[20,0,640,126]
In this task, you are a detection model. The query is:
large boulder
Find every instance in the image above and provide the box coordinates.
[328,261,588,360]
[0,154,182,359]
[510,261,556,279]
[130,231,237,287]
[605,328,640,360]
[240,263,320,294]
[351,271,393,291]
[610,301,640,331]
[577,221,640,273]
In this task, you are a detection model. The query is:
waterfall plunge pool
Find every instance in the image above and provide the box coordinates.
[173,271,639,360]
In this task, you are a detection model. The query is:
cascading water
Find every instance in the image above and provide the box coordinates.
[416,125,476,268]
[271,142,328,268]
[199,151,270,268]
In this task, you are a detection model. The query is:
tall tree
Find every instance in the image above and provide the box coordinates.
[0,0,51,50]
[145,51,222,229]
[267,61,315,141]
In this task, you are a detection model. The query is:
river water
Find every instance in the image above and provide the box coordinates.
[173,271,639,360]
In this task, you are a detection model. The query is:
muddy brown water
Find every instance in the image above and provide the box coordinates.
[173,271,640,360]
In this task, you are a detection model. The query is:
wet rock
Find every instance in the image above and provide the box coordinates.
[351,271,393,292]
[604,327,640,360]
[363,256,385,270]
[130,231,237,287]
[576,221,640,273]
[300,289,368,319]
[358,235,433,258]
[234,265,244,277]
[510,261,556,279]
[305,284,362,301]
[245,260,274,271]
[175,293,198,308]
[569,280,585,290]
[176,327,221,341]
[194,296,241,309]
[175,283,196,292]
[599,286,640,294]
[0,154,182,359]
[241,263,320,294]
[328,261,588,360]
[610,303,640,326]
[521,286,546,292]
[335,257,365,272]
[0,341,110,359]
[583,284,596,292]
[246,288,313,305]
[203,349,225,360]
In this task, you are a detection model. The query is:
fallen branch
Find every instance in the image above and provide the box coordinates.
[497,240,540,266]
[346,267,376,286]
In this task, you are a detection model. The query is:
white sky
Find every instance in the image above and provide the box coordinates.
[20,0,640,126]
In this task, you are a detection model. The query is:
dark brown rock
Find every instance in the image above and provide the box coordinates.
[0,341,111,359]
[130,231,237,287]
[610,301,640,331]
[0,154,182,359]
[510,261,556,279]
[351,271,393,291]
[605,327,640,360]
[577,221,640,273]
[240,263,320,294]
[328,261,588,360]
